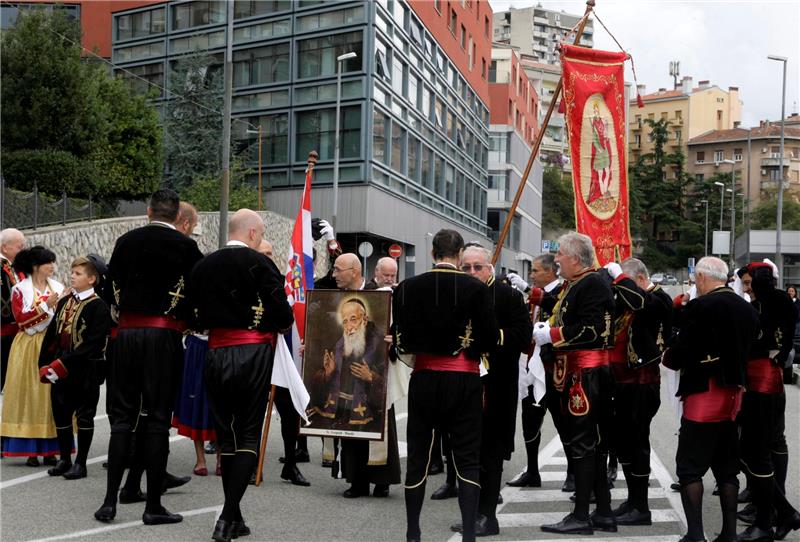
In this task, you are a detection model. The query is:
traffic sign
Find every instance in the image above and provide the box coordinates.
[358,241,373,258]
[388,243,402,258]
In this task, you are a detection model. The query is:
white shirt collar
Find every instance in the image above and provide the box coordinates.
[544,279,560,293]
[226,240,248,248]
[647,282,656,291]
[74,287,95,301]
[0,251,8,263]
[150,220,177,230]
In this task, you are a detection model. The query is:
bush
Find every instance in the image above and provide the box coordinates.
[2,148,97,197]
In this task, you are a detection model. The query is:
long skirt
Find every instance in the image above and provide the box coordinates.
[0,332,59,457]
[172,335,216,441]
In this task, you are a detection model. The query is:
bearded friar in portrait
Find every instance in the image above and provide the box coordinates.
[309,298,386,432]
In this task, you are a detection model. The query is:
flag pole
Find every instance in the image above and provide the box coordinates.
[492,0,595,266]
[255,151,318,487]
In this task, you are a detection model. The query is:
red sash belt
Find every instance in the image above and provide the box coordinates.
[413,352,479,374]
[746,358,783,394]
[683,378,743,423]
[1,322,18,337]
[564,350,609,373]
[609,328,629,364]
[118,313,186,333]
[208,328,275,349]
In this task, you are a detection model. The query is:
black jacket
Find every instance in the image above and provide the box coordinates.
[612,277,673,367]
[551,269,615,352]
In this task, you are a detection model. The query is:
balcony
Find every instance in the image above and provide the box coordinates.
[671,117,683,125]
[762,157,789,167]
[534,15,548,24]
[631,120,642,131]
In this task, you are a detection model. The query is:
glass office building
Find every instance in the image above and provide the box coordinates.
[112,0,493,275]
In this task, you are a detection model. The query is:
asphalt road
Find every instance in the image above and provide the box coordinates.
[1,369,799,542]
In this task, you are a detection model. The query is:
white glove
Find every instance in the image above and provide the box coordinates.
[45,368,59,384]
[604,262,623,279]
[532,322,552,345]
[318,219,335,242]
[506,272,529,293]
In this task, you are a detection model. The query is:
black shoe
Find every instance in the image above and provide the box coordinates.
[497,493,503,504]
[541,513,593,535]
[42,456,57,466]
[615,507,652,526]
[343,484,370,498]
[561,473,576,492]
[428,461,444,475]
[205,441,217,454]
[212,518,236,542]
[280,464,310,487]
[475,515,500,537]
[373,484,390,497]
[232,519,251,538]
[142,506,183,525]
[507,469,542,487]
[738,503,757,525]
[569,490,596,503]
[26,456,40,467]
[94,504,116,523]
[738,487,752,503]
[249,471,256,485]
[679,536,707,542]
[162,472,191,492]
[590,511,618,532]
[671,482,681,492]
[775,511,800,540]
[62,462,87,480]
[102,461,108,469]
[612,500,631,517]
[430,482,458,500]
[736,524,774,541]
[47,459,72,476]
[119,488,146,504]
[279,448,311,464]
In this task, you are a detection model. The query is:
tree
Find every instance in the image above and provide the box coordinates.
[0,9,162,199]
[541,166,575,232]
[751,197,800,230]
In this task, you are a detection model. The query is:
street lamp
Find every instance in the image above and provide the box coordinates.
[714,180,725,230]
[768,54,787,285]
[332,51,358,232]
[720,158,736,265]
[700,199,709,256]
[246,125,263,211]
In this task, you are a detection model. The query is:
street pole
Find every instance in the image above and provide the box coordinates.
[746,129,752,262]
[714,181,724,257]
[701,199,709,257]
[218,0,234,248]
[768,54,787,286]
[257,124,262,211]
[332,51,357,233]
[724,160,737,266]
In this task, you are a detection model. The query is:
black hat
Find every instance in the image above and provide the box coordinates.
[86,254,108,285]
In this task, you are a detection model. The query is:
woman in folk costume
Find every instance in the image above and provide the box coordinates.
[0,246,66,465]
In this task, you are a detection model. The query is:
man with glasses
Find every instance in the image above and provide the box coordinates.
[448,244,531,537]
[393,229,498,542]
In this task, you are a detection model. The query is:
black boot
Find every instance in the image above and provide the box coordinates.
[717,482,739,542]
[513,432,542,487]
[280,464,310,486]
[593,452,613,517]
[616,474,652,525]
[680,480,706,542]
[405,484,425,541]
[142,433,169,516]
[94,432,131,522]
[458,480,481,542]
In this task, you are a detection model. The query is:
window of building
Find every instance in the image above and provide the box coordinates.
[233,43,290,86]
[297,5,364,31]
[375,39,388,80]
[373,108,388,164]
[116,62,164,96]
[733,148,743,161]
[660,112,668,120]
[391,122,406,173]
[297,31,363,79]
[232,90,290,111]
[484,15,490,37]
[674,130,681,142]
[675,110,682,119]
[3,3,79,30]
[434,0,442,14]
[171,31,225,53]
[234,19,291,42]
[117,7,165,40]
[713,150,724,163]
[172,1,225,31]
[695,173,704,182]
[407,136,419,181]
[296,105,361,161]
[460,24,467,48]
[481,57,486,79]
[233,113,289,164]
[392,57,406,97]
[633,134,641,145]
[421,145,433,189]
[434,156,445,196]
[234,0,290,19]
[295,80,362,104]
[408,73,419,106]
[410,19,423,48]
[434,98,446,130]
[445,163,455,202]
[115,41,166,62]
[488,60,497,83]
[696,151,705,164]
[449,8,457,35]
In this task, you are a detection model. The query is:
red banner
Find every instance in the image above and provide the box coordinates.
[561,44,632,265]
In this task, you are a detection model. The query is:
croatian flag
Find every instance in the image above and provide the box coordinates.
[271,164,314,423]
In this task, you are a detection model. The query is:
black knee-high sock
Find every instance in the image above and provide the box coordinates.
[56,428,73,463]
[103,432,132,507]
[445,450,457,486]
[123,428,145,492]
[220,452,257,522]
[76,428,93,465]
[296,435,308,453]
[565,443,574,476]
[717,482,738,541]
[458,480,481,542]
[526,432,541,477]
[680,480,705,541]
[220,454,234,503]
[630,473,651,512]
[478,460,503,520]
[751,475,775,529]
[572,455,595,520]
[405,485,425,540]
[143,433,169,513]
[593,452,612,515]
[281,415,297,468]
[772,451,788,494]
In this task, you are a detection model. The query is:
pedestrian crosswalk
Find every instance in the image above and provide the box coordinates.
[447,435,687,541]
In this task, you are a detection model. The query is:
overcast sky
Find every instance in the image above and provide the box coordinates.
[489,0,800,128]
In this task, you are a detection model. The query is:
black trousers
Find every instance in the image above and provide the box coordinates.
[613,382,660,476]
[405,370,482,489]
[51,369,100,430]
[107,328,183,435]
[205,343,274,455]
[676,418,739,485]
[561,365,614,459]
[739,391,786,477]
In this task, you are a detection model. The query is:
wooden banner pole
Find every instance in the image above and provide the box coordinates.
[255,384,277,487]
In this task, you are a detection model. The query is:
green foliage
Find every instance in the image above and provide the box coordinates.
[0,9,163,200]
[541,166,576,231]
[180,171,258,212]
[751,197,800,230]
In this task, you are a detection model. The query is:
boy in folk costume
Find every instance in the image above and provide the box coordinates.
[39,255,112,479]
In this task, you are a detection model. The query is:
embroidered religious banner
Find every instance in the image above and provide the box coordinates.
[561,44,632,265]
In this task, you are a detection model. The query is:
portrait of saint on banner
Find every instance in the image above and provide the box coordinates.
[299,290,392,441]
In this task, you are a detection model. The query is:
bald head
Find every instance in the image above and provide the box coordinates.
[333,253,363,290]
[0,228,25,262]
[174,201,198,237]
[228,209,266,249]
[374,257,398,287]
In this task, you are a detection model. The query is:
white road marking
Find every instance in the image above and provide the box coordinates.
[489,536,680,542]
[503,486,669,503]
[396,412,409,421]
[24,505,222,542]
[498,508,681,527]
